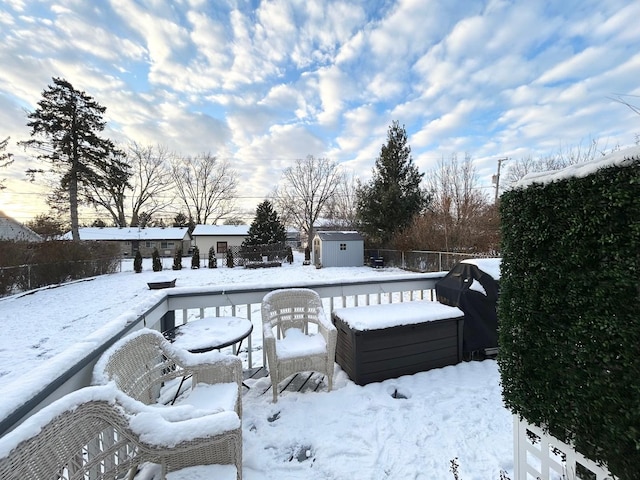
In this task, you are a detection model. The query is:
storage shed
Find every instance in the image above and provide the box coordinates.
[312,231,364,268]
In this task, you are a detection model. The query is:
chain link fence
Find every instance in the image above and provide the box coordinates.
[364,249,495,273]
[0,258,121,297]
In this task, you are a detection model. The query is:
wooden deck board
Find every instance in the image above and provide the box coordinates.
[243,367,328,397]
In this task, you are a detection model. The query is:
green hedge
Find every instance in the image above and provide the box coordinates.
[498,158,640,480]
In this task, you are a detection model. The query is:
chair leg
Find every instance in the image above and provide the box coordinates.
[272,377,278,403]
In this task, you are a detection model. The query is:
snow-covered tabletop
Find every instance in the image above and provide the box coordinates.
[332,301,464,331]
[164,316,253,353]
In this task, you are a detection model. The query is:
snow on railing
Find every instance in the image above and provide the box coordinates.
[513,415,615,480]
[165,276,441,370]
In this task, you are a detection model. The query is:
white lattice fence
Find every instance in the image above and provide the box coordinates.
[514,415,615,480]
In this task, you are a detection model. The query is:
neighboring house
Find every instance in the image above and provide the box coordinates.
[0,211,42,242]
[312,231,364,268]
[285,228,301,248]
[191,225,250,258]
[61,227,191,257]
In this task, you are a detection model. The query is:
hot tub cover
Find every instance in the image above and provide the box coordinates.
[435,258,501,354]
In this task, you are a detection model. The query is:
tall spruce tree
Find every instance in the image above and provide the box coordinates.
[243,200,286,246]
[356,121,430,245]
[19,77,129,241]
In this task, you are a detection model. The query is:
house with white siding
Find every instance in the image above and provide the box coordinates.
[61,227,191,257]
[191,225,250,259]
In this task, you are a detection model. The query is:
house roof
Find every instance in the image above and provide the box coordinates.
[315,231,364,242]
[61,227,190,241]
[191,224,250,236]
[0,211,42,242]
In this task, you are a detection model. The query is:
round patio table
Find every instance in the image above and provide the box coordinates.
[163,316,253,354]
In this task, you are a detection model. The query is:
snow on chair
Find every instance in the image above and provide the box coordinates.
[0,384,239,480]
[261,288,337,403]
[93,328,242,478]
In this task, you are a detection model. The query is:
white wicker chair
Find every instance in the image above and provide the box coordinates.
[0,385,240,480]
[93,328,242,478]
[261,288,337,402]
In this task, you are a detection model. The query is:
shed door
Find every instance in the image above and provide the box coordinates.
[313,237,321,266]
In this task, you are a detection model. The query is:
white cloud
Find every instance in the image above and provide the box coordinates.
[2,0,640,221]
[316,65,351,126]
[536,46,613,85]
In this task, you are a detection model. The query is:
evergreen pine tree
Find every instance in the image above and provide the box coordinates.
[226,249,234,268]
[152,248,162,272]
[243,200,286,246]
[133,250,143,273]
[18,77,129,241]
[191,246,200,269]
[356,121,430,246]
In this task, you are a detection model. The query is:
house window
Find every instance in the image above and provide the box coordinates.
[161,241,174,249]
[145,241,154,248]
[340,243,347,251]
[217,241,228,253]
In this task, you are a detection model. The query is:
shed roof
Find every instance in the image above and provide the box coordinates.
[61,227,190,241]
[191,224,250,236]
[0,211,42,242]
[315,231,363,242]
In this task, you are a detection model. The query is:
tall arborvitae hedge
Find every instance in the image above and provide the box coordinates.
[152,248,162,272]
[133,250,143,273]
[172,247,183,270]
[498,156,640,480]
[191,246,200,269]
[208,246,217,268]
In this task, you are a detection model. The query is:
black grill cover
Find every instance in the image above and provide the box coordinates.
[435,260,500,354]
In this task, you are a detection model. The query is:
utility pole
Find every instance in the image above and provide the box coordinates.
[492,157,508,203]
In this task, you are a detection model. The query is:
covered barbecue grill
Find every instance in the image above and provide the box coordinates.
[435,258,501,358]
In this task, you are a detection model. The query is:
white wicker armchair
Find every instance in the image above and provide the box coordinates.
[0,385,239,480]
[93,328,242,478]
[261,288,337,402]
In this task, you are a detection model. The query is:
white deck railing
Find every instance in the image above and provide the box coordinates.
[1,273,444,436]
[513,415,615,480]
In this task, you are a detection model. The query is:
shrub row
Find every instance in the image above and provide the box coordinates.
[498,158,640,480]
[0,240,121,295]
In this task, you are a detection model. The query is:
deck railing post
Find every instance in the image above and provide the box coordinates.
[161,310,175,332]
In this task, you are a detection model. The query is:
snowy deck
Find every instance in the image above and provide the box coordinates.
[243,367,329,397]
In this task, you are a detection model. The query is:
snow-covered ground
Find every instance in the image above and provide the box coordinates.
[0,254,513,478]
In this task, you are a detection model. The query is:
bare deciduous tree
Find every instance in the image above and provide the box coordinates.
[126,143,175,226]
[170,153,238,225]
[504,138,614,188]
[273,155,343,245]
[86,143,175,226]
[322,170,359,229]
[425,154,490,252]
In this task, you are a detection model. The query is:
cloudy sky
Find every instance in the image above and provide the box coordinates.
[1,0,639,223]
